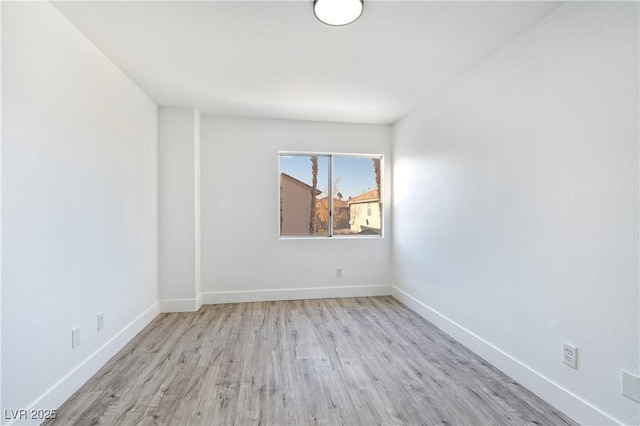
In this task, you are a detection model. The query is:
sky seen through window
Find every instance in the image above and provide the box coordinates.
[280,155,379,199]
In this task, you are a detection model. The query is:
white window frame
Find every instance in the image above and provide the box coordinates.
[278,151,384,239]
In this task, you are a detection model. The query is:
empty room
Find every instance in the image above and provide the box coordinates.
[1,0,639,425]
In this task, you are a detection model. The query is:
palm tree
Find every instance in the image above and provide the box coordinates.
[280,179,284,234]
[372,157,381,214]
[309,155,318,235]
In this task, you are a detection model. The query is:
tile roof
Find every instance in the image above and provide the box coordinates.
[348,189,379,203]
[316,197,349,208]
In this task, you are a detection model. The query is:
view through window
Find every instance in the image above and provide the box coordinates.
[279,153,382,237]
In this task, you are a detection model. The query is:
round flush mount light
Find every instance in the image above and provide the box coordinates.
[313,0,364,26]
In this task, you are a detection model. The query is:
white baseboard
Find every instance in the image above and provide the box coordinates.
[391,286,619,426]
[202,285,392,305]
[159,296,202,313]
[8,302,160,426]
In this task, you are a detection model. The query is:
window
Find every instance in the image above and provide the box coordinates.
[279,153,382,237]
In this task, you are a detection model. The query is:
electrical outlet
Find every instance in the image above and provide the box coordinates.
[336,267,343,278]
[72,327,81,349]
[563,342,577,369]
[97,313,104,331]
[621,370,640,402]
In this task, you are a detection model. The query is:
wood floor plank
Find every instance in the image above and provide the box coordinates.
[46,297,577,426]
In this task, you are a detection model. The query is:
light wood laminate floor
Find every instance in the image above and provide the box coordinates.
[47,297,577,425]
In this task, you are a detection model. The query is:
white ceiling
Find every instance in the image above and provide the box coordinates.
[52,1,562,124]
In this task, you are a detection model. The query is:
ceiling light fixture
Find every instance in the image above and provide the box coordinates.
[313,0,363,26]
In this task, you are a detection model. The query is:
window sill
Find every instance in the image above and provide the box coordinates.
[279,235,383,240]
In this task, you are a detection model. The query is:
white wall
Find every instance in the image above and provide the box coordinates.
[392,2,639,425]
[201,117,392,302]
[158,107,202,312]
[0,0,4,419]
[194,110,202,302]
[2,2,159,422]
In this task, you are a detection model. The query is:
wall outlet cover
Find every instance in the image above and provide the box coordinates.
[621,370,640,403]
[72,327,81,349]
[562,342,577,369]
[97,312,104,331]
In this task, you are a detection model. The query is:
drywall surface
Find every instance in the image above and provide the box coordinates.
[0,1,4,419]
[158,107,201,311]
[2,2,158,421]
[392,2,639,424]
[201,117,392,300]
[194,110,202,300]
